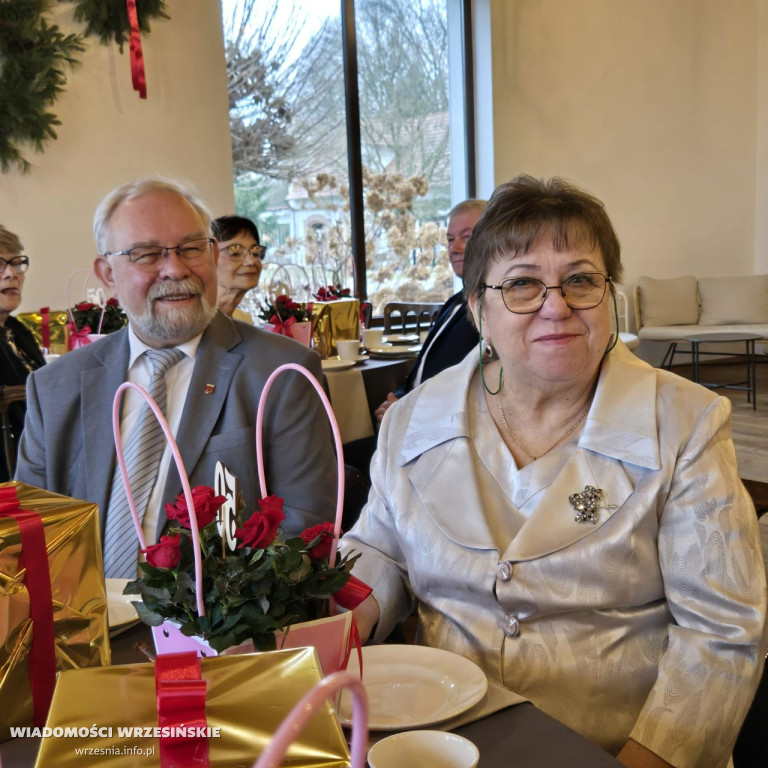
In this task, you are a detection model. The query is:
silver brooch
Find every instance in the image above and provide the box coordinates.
[569,485,603,524]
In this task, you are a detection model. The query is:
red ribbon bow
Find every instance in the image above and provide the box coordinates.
[155,652,209,767]
[67,323,92,350]
[126,0,147,99]
[0,487,56,726]
[268,314,297,337]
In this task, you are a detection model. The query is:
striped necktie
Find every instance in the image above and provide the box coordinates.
[102,347,184,579]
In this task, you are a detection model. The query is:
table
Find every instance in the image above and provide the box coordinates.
[681,332,761,409]
[0,624,621,768]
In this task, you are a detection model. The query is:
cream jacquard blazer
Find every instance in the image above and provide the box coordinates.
[342,342,767,767]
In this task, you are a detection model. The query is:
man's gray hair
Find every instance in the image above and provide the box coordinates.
[93,177,213,253]
[448,198,487,220]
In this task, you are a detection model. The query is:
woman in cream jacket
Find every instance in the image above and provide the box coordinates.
[342,176,767,768]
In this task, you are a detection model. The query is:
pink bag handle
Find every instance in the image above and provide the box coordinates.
[255,363,345,566]
[252,671,368,768]
[112,382,205,616]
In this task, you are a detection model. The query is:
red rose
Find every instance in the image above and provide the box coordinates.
[143,534,181,569]
[235,495,285,549]
[76,301,97,311]
[300,522,336,561]
[165,486,226,530]
[276,295,290,305]
[106,297,119,307]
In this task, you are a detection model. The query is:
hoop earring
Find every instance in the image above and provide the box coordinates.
[477,294,502,395]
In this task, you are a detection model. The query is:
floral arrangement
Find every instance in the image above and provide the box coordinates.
[125,487,363,653]
[68,298,128,335]
[314,284,352,302]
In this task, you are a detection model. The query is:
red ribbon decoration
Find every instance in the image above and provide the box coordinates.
[126,0,148,99]
[333,574,372,611]
[40,307,50,352]
[268,314,297,337]
[67,323,92,350]
[155,652,210,767]
[0,487,57,726]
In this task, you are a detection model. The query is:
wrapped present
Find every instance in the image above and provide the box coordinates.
[16,310,69,355]
[35,647,351,768]
[0,482,110,740]
[307,297,360,356]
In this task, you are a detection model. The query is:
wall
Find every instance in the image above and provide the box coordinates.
[489,0,762,310]
[0,0,235,313]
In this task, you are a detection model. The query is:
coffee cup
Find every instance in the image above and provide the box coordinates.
[361,328,384,349]
[336,339,361,360]
[368,730,479,768]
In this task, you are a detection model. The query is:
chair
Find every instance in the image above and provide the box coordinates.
[383,302,442,335]
[0,384,27,478]
[614,289,639,350]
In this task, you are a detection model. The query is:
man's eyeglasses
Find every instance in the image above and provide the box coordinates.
[0,255,30,274]
[224,243,266,261]
[481,272,611,314]
[104,238,215,271]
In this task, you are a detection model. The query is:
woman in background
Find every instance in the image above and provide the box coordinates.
[0,225,44,481]
[212,214,265,322]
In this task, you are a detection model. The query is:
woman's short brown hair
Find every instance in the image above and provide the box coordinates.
[463,175,622,301]
[0,225,23,254]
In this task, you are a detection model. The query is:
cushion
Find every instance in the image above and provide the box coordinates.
[637,275,699,327]
[698,275,768,325]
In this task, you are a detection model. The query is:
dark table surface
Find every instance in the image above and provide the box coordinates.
[1,623,622,767]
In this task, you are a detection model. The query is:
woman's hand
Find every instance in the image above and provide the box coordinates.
[375,393,398,424]
[616,740,671,767]
[352,593,381,644]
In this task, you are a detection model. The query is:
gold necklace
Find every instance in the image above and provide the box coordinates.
[496,374,592,461]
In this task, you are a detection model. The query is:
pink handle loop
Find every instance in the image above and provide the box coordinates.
[252,671,368,768]
[112,382,205,616]
[255,363,345,566]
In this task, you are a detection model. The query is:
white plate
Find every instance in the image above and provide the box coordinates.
[321,358,357,371]
[338,645,488,730]
[384,334,420,345]
[106,578,139,631]
[367,345,421,359]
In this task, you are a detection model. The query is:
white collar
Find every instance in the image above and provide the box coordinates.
[127,324,203,368]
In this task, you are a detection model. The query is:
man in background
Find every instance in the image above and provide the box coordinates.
[375,199,486,423]
[16,178,336,577]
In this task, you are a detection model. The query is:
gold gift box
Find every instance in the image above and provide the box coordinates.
[36,647,351,767]
[0,482,110,740]
[308,298,360,357]
[16,311,70,355]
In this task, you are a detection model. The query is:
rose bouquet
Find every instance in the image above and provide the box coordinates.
[68,297,127,335]
[125,486,364,653]
[313,284,352,301]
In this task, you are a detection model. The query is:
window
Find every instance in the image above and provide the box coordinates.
[221,0,473,313]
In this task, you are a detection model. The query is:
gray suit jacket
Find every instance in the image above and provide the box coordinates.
[15,312,336,537]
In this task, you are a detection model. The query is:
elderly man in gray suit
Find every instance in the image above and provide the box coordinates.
[15,178,336,578]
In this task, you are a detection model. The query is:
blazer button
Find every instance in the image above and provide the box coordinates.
[496,561,514,581]
[503,614,520,637]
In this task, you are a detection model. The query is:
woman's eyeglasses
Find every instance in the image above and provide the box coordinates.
[481,272,610,314]
[0,255,30,274]
[224,244,266,261]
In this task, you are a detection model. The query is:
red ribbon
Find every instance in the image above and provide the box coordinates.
[67,323,92,350]
[0,487,57,726]
[40,307,50,351]
[268,314,297,337]
[155,652,209,767]
[126,0,147,99]
[333,574,372,611]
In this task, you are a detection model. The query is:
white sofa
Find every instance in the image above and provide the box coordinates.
[634,275,768,353]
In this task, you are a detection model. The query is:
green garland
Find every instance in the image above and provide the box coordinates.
[0,0,84,173]
[74,0,169,52]
[0,0,169,174]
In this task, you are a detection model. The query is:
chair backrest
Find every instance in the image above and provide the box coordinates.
[614,289,631,333]
[383,302,442,334]
[0,384,27,478]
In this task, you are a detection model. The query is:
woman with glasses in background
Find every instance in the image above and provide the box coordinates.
[0,224,44,481]
[342,176,766,768]
[212,214,265,322]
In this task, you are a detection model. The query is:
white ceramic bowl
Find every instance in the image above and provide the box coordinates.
[368,730,479,768]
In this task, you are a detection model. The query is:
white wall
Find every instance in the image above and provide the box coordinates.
[489,0,763,304]
[0,0,234,313]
